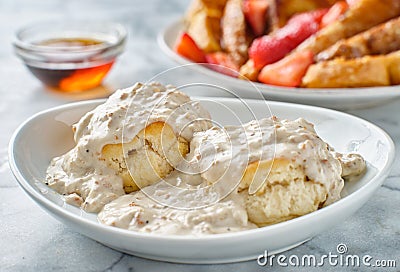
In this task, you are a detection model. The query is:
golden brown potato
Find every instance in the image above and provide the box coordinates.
[301,56,391,88]
[186,0,227,19]
[221,0,249,65]
[185,0,228,52]
[387,50,400,85]
[296,0,400,55]
[276,0,338,27]
[303,49,400,88]
[317,17,400,61]
[239,59,260,81]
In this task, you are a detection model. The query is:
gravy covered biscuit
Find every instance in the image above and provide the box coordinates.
[188,117,365,226]
[45,83,366,234]
[243,158,329,225]
[98,117,365,234]
[101,121,189,193]
[46,82,211,212]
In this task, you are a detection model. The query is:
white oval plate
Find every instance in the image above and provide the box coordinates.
[158,20,400,110]
[9,98,394,264]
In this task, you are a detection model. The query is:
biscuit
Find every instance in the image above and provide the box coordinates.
[101,122,188,193]
[240,158,328,226]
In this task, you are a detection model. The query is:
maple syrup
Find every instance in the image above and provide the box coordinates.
[26,38,115,92]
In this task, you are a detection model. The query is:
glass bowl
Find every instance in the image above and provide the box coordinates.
[14,21,127,92]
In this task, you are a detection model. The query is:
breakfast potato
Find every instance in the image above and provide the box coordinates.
[317,17,400,61]
[239,59,259,81]
[301,56,391,88]
[387,51,400,85]
[303,49,400,88]
[221,0,249,65]
[296,0,400,54]
[185,0,227,52]
[186,0,227,19]
[275,0,339,27]
[179,0,400,88]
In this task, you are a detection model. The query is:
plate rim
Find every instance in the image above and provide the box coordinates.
[8,98,396,243]
[157,19,400,99]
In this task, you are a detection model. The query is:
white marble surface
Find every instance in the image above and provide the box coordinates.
[1,0,399,271]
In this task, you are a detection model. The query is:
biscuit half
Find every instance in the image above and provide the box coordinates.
[240,158,328,226]
[101,122,188,193]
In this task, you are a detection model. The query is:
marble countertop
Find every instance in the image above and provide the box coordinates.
[1,0,399,271]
